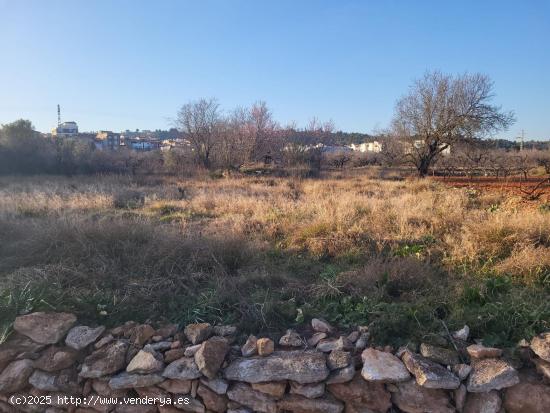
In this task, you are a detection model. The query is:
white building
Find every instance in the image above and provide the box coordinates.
[349,141,383,153]
[51,121,78,137]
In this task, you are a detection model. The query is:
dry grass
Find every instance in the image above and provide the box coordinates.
[1,173,549,345]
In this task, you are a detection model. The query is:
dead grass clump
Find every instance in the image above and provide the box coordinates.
[113,189,145,209]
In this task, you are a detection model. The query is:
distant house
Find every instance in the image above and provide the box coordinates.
[406,140,451,156]
[349,141,383,153]
[128,138,161,151]
[51,121,78,137]
[95,131,121,150]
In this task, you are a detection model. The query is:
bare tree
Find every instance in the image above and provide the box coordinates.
[176,98,221,168]
[391,71,515,177]
[249,101,279,163]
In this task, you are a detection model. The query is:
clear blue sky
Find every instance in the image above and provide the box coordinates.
[1,0,549,139]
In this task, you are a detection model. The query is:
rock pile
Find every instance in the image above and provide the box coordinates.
[1,313,549,412]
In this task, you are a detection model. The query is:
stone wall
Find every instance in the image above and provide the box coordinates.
[1,312,549,413]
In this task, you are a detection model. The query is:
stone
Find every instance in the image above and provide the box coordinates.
[251,382,287,398]
[277,394,344,413]
[241,335,258,356]
[225,350,329,384]
[463,391,502,413]
[65,325,105,350]
[504,380,550,413]
[327,350,351,370]
[110,321,136,337]
[361,348,410,383]
[91,378,128,397]
[184,323,213,345]
[530,332,550,362]
[311,318,334,333]
[158,378,192,394]
[452,363,472,381]
[156,324,178,338]
[467,358,519,392]
[419,343,459,366]
[354,332,369,351]
[257,337,275,356]
[126,349,164,373]
[173,396,206,413]
[467,344,502,359]
[184,344,202,357]
[317,336,352,353]
[150,341,172,351]
[290,381,325,399]
[200,377,229,394]
[534,357,550,380]
[95,334,114,349]
[452,325,470,341]
[28,370,60,391]
[454,384,467,412]
[108,372,164,389]
[402,350,460,389]
[194,336,229,379]
[391,380,455,413]
[0,359,34,392]
[162,356,201,380]
[129,324,155,347]
[165,348,186,363]
[326,363,356,384]
[13,312,77,344]
[116,405,157,413]
[307,332,327,347]
[33,346,79,372]
[327,371,391,413]
[347,331,360,343]
[197,384,227,412]
[279,329,304,347]
[79,340,129,378]
[227,382,278,413]
[213,325,237,337]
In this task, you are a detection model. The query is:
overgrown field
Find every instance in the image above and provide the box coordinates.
[1,172,549,346]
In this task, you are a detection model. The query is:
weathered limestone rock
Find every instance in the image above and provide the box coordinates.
[241,335,258,356]
[252,382,287,398]
[200,377,229,394]
[79,340,129,378]
[184,323,213,345]
[466,344,502,359]
[150,341,172,351]
[95,334,114,349]
[34,346,79,372]
[165,348,186,363]
[390,380,455,413]
[213,325,237,337]
[452,325,470,341]
[531,332,550,362]
[0,359,34,392]
[158,378,192,394]
[162,356,201,380]
[116,405,157,413]
[361,348,410,383]
[454,384,467,412]
[279,329,303,347]
[317,337,352,353]
[129,324,155,347]
[289,381,325,399]
[227,382,278,413]
[463,391,502,413]
[224,350,329,384]
[534,357,550,380]
[328,371,391,413]
[347,331,360,343]
[402,351,460,389]
[91,378,128,397]
[277,394,344,413]
[355,333,369,351]
[108,372,164,389]
[419,343,459,366]
[452,363,472,381]
[194,336,229,378]
[257,338,275,356]
[184,344,202,357]
[197,384,227,412]
[504,380,550,413]
[65,325,105,350]
[13,312,76,344]
[173,396,206,413]
[311,318,334,334]
[28,370,60,391]
[466,358,519,392]
[307,332,327,347]
[326,363,356,384]
[327,350,351,370]
[126,349,164,373]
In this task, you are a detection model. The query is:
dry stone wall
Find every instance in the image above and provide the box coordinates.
[1,312,550,412]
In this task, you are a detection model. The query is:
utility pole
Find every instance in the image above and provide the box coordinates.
[57,104,61,126]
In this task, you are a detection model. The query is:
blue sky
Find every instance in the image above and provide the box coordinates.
[1,0,549,139]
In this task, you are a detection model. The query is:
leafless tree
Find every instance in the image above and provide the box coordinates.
[391,71,515,177]
[176,98,222,168]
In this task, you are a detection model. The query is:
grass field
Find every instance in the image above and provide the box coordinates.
[1,171,549,346]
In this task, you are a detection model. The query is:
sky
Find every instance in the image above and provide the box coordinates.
[1,0,549,139]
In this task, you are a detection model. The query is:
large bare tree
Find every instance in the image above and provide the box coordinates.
[391,71,515,177]
[176,98,221,168]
